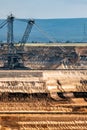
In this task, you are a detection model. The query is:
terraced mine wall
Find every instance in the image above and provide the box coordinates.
[0,70,86,94]
[0,44,87,129]
[0,44,87,69]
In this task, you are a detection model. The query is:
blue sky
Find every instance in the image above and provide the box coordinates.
[0,0,87,18]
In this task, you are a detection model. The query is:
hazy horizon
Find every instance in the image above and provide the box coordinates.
[0,0,87,19]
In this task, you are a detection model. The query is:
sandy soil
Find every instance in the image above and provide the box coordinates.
[0,44,87,129]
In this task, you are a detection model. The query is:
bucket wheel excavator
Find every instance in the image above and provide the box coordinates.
[0,14,79,70]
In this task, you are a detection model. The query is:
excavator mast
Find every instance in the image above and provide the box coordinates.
[7,14,14,45]
[20,19,34,47]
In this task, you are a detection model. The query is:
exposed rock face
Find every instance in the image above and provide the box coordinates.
[0,45,87,129]
[0,70,86,95]
[0,45,87,69]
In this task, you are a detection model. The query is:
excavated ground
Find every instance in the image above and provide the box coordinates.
[0,96,87,130]
[0,70,87,130]
[0,44,87,69]
[0,44,87,129]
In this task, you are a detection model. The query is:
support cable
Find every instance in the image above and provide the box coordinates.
[0,20,7,29]
[34,23,66,53]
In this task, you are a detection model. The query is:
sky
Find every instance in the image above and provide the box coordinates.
[0,0,87,19]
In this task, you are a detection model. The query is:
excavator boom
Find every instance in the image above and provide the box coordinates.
[20,19,35,46]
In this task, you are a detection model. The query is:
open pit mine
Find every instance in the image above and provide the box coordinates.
[0,14,87,130]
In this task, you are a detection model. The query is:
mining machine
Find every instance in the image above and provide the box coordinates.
[0,14,79,70]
